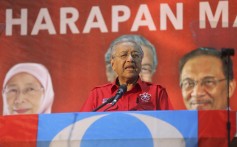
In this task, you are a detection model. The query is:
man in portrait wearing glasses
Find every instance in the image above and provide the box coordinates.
[179,47,236,110]
[179,47,237,146]
[81,38,173,112]
[104,34,158,83]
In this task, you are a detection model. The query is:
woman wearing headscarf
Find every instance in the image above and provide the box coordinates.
[2,63,54,115]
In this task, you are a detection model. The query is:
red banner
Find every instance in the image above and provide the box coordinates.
[0,0,236,113]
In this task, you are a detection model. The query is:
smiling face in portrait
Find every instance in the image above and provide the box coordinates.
[140,45,155,83]
[111,41,143,83]
[180,55,236,110]
[4,72,44,114]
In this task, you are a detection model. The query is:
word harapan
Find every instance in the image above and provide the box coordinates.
[4,1,237,36]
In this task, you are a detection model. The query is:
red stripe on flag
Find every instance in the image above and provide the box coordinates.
[198,110,236,147]
[0,114,38,147]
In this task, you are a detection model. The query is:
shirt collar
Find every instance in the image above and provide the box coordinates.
[110,77,149,93]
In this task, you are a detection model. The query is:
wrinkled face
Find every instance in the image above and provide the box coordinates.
[105,63,117,82]
[180,55,236,110]
[3,73,44,114]
[140,45,155,82]
[111,42,143,83]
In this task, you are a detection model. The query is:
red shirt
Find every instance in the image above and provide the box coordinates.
[80,78,173,112]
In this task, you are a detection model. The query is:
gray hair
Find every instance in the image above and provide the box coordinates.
[105,35,158,71]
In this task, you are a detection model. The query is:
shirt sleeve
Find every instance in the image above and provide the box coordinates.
[80,89,98,112]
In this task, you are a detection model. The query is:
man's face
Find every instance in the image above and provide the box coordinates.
[140,45,155,82]
[180,55,236,110]
[105,63,117,82]
[111,42,142,82]
[4,73,44,114]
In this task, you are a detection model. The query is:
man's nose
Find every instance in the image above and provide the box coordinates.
[191,82,206,97]
[126,54,134,61]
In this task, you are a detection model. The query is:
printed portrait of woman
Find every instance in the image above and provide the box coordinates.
[2,63,54,115]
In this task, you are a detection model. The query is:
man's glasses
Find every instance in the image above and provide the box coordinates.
[141,65,153,74]
[113,52,142,60]
[180,78,226,91]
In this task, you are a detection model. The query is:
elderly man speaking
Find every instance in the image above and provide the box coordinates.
[81,38,173,112]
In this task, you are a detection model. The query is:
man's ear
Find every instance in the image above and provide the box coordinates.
[229,79,236,98]
[111,59,115,70]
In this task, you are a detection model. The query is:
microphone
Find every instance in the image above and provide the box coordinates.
[221,48,235,57]
[111,84,127,106]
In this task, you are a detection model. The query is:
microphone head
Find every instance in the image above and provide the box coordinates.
[221,48,235,57]
[119,84,127,94]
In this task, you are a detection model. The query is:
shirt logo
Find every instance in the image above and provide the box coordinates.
[139,92,151,102]
[102,98,109,104]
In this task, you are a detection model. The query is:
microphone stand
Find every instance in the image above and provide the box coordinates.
[227,54,231,147]
[92,85,127,112]
[221,48,235,147]
[92,97,114,112]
